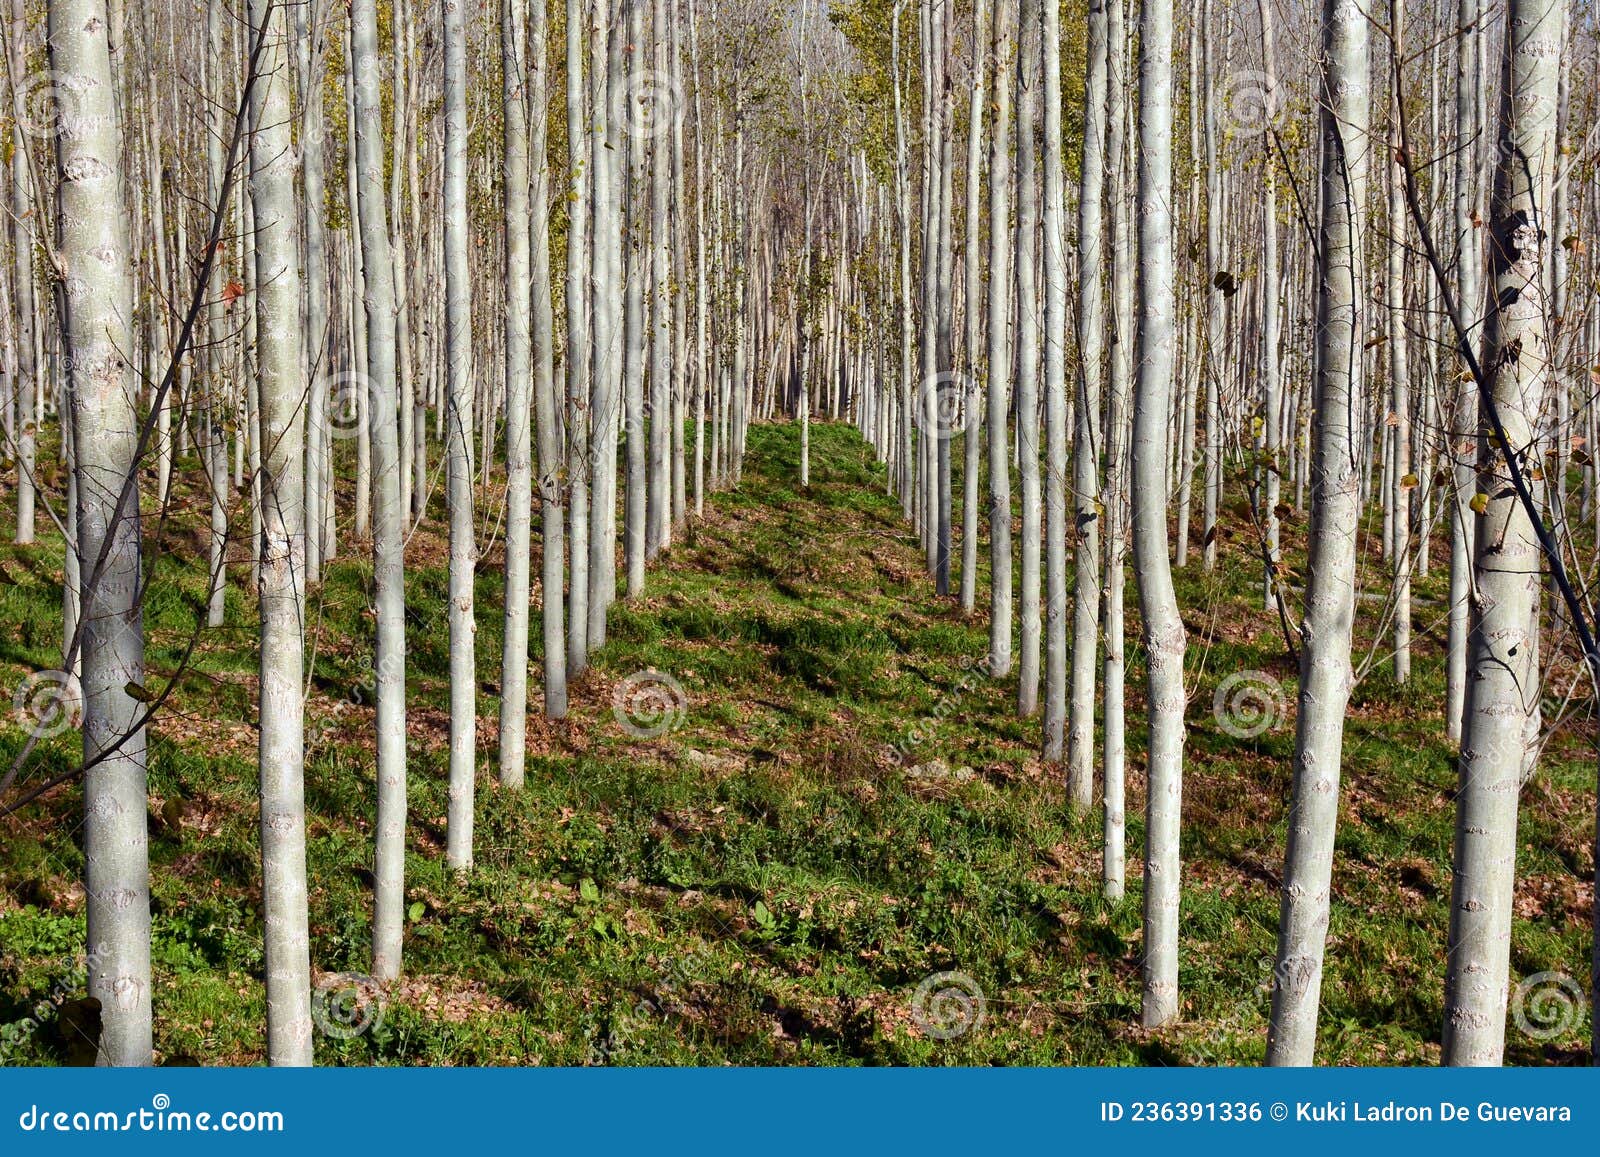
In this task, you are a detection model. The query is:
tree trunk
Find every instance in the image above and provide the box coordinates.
[1063,0,1105,802]
[1266,0,1368,1065]
[958,0,987,615]
[499,0,534,783]
[1441,0,1559,1066]
[351,0,408,981]
[248,0,312,1065]
[530,0,567,719]
[986,0,1015,679]
[565,0,591,674]
[51,0,151,1066]
[8,0,36,545]
[1101,0,1131,900]
[1014,0,1040,717]
[443,0,476,872]
[1132,0,1185,1029]
[1445,0,1480,742]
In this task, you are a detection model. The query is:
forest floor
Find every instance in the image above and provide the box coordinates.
[0,420,1594,1065]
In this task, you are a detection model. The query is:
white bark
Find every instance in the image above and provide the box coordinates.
[986,0,1014,679]
[1063,0,1105,802]
[1442,0,1559,1066]
[351,0,408,981]
[1445,0,1481,741]
[248,0,312,1065]
[51,0,151,1066]
[958,0,987,615]
[1014,0,1040,716]
[500,0,534,783]
[565,0,591,674]
[530,0,567,719]
[443,0,475,872]
[1267,0,1369,1065]
[1132,0,1185,1028]
[1101,0,1131,900]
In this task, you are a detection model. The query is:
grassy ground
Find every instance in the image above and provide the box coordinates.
[0,419,1592,1065]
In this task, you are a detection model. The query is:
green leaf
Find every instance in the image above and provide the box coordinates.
[579,877,600,904]
[753,900,776,929]
[408,901,425,922]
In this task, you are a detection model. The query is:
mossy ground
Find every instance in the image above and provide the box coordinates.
[0,420,1592,1065]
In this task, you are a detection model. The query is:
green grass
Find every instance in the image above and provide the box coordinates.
[0,420,1591,1065]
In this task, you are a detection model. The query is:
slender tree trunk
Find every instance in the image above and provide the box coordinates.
[299,1,328,587]
[1258,0,1281,611]
[1266,0,1368,1065]
[565,0,591,674]
[668,0,687,532]
[731,93,747,484]
[8,0,36,545]
[589,0,622,638]
[248,0,312,1066]
[1132,0,1185,1029]
[1388,28,1412,684]
[530,0,567,720]
[351,0,408,981]
[622,0,648,593]
[443,0,476,872]
[1441,0,1559,1066]
[1101,0,1131,899]
[205,0,230,627]
[1200,0,1221,571]
[1063,0,1105,801]
[1445,0,1480,741]
[648,0,673,553]
[1014,0,1041,716]
[986,0,1015,679]
[893,4,913,519]
[51,0,151,1066]
[959,0,987,616]
[690,0,707,519]
[500,0,534,782]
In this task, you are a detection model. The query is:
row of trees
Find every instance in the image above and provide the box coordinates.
[828,0,1589,1065]
[0,0,1593,1067]
[3,0,782,1064]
